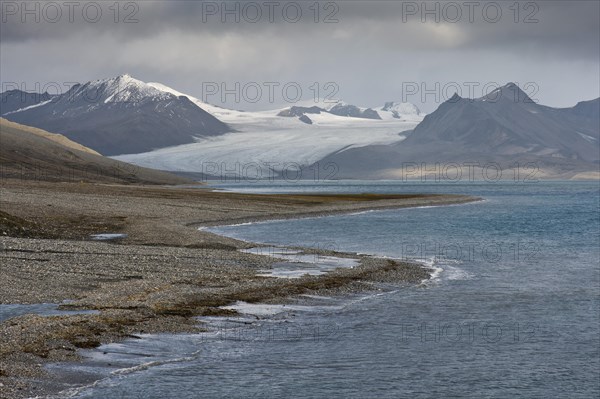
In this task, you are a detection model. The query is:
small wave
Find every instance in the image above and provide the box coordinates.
[48,343,202,398]
[90,233,127,241]
[110,351,200,376]
[345,289,402,306]
[404,256,443,285]
[300,294,335,301]
[442,265,474,281]
[413,257,473,284]
[429,266,444,281]
[220,301,343,317]
[412,256,436,268]
[346,209,376,216]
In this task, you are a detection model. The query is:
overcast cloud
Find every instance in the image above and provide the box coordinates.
[1,0,598,112]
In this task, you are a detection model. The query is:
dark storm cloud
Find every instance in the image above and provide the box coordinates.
[1,1,598,55]
[1,1,598,111]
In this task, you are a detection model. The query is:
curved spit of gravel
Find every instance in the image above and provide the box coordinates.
[0,181,479,398]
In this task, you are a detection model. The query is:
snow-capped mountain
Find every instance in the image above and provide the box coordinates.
[2,75,231,155]
[145,81,248,121]
[80,74,174,103]
[378,102,423,121]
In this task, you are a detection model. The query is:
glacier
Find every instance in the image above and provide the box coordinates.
[114,80,424,177]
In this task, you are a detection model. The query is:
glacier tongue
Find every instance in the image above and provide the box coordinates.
[113,114,420,177]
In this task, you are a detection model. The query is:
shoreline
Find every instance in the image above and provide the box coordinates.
[196,199,481,229]
[190,196,483,233]
[0,180,480,398]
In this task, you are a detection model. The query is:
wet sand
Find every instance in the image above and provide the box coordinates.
[0,179,479,398]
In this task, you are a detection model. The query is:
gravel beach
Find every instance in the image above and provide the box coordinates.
[0,179,478,398]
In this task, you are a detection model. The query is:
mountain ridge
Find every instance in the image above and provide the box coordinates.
[2,75,232,156]
[3,77,597,179]
[307,83,599,179]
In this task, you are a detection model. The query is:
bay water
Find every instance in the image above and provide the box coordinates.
[60,181,599,398]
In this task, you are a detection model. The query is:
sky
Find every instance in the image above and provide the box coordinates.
[1,0,599,113]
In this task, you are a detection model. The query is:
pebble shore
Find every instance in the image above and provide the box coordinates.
[0,179,478,398]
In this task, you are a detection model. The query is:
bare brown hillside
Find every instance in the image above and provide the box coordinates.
[0,118,194,185]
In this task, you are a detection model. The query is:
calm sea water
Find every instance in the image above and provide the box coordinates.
[61,181,598,398]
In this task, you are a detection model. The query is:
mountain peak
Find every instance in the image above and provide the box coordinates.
[481,82,532,104]
[79,74,171,104]
[448,92,463,102]
[109,73,138,83]
[500,82,526,95]
[4,75,232,156]
[109,73,144,87]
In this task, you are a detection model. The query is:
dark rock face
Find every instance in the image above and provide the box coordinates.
[328,104,381,120]
[1,90,53,115]
[400,84,599,162]
[277,106,323,117]
[328,103,361,117]
[362,108,382,120]
[298,115,313,124]
[2,76,232,156]
[278,103,382,120]
[382,102,395,111]
[307,84,600,178]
